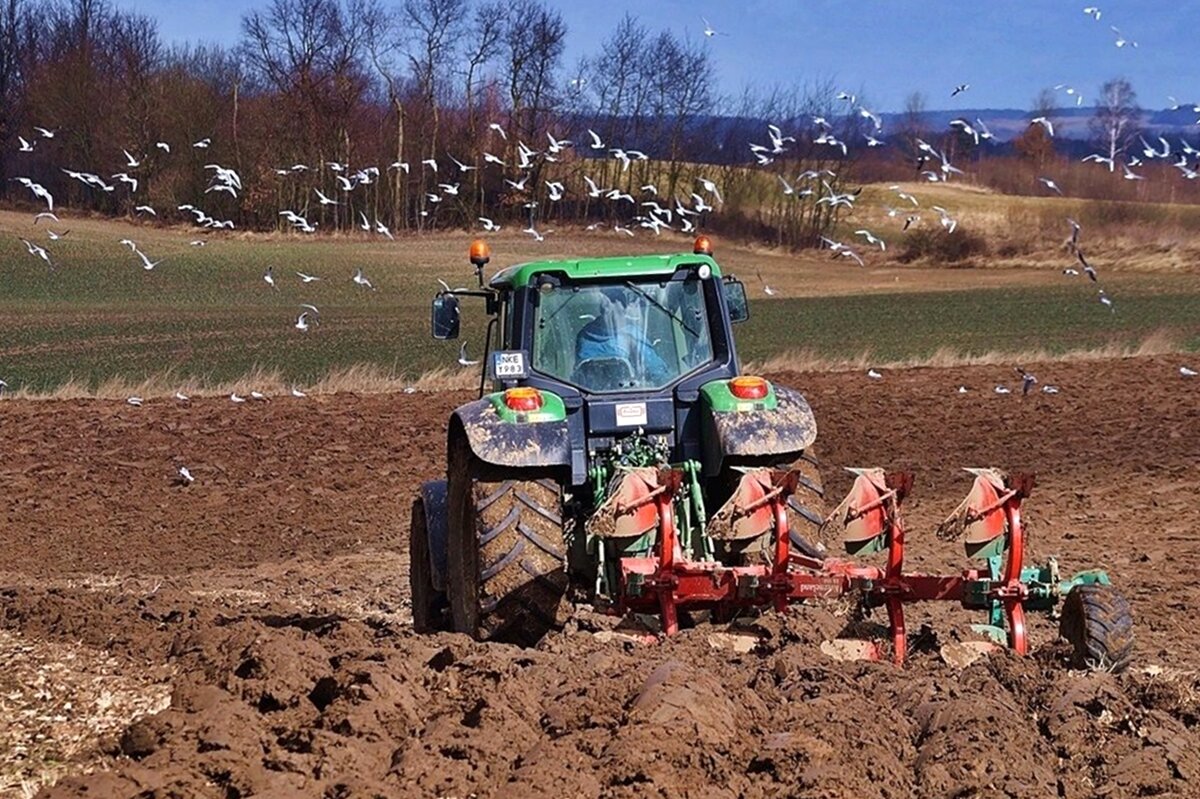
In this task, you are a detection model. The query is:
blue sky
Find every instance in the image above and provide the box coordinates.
[118,0,1193,112]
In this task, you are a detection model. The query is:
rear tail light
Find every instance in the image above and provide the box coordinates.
[504,387,543,411]
[729,376,769,400]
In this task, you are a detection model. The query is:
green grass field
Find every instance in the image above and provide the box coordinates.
[1,209,1198,394]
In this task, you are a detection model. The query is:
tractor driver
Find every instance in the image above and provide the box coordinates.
[574,286,671,388]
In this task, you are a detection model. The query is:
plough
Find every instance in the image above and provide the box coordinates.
[615,466,1132,668]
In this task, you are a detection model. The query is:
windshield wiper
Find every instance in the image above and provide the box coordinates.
[623,281,699,338]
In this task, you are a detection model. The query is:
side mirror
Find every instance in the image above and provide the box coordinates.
[431,294,460,340]
[723,278,749,323]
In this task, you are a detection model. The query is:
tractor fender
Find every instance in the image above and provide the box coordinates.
[449,397,572,470]
[419,479,449,592]
[702,385,817,472]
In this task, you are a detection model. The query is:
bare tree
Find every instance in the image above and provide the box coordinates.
[1090,77,1141,173]
[502,0,565,140]
[0,0,28,192]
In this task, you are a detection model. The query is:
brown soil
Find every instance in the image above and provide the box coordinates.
[2,356,1199,798]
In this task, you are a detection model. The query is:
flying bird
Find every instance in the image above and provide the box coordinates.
[458,342,479,366]
[353,268,375,290]
[951,83,970,97]
[1015,367,1038,395]
[701,17,727,37]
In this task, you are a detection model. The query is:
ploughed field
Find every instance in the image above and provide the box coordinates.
[2,355,1199,797]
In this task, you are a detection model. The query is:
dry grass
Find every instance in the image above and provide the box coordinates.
[0,362,479,401]
[1,330,1190,401]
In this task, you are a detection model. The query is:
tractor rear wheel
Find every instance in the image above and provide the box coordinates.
[1060,584,1135,673]
[446,439,568,644]
[786,450,829,560]
[409,496,447,633]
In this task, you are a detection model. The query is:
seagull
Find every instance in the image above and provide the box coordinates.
[1038,177,1063,195]
[993,386,1011,395]
[1098,290,1114,311]
[156,141,170,152]
[34,211,59,224]
[193,137,211,148]
[951,83,970,97]
[950,118,980,146]
[1077,251,1098,281]
[296,272,321,283]
[135,205,156,216]
[522,226,552,242]
[177,466,195,485]
[250,391,268,401]
[932,206,958,234]
[126,396,144,407]
[11,177,54,210]
[479,217,501,232]
[314,188,338,205]
[488,122,507,140]
[697,177,723,203]
[854,229,886,251]
[264,266,277,290]
[458,342,479,366]
[353,268,375,290]
[229,393,246,403]
[867,369,883,380]
[1180,366,1198,378]
[18,237,52,266]
[1015,367,1038,395]
[17,135,34,152]
[46,229,68,241]
[295,310,315,332]
[587,129,604,150]
[33,126,55,138]
[123,149,141,168]
[1083,6,1101,20]
[112,173,139,192]
[291,386,308,397]
[546,132,572,153]
[1041,385,1060,395]
[1122,163,1146,181]
[136,250,164,270]
[1110,26,1137,48]
[174,391,190,402]
[701,17,727,37]
[1031,117,1055,137]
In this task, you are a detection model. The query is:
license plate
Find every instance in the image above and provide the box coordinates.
[492,351,527,379]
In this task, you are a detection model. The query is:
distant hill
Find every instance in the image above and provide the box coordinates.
[877,107,1199,144]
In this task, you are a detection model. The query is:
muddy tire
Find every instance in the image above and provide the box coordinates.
[447,438,568,644]
[1060,584,1135,673]
[786,450,829,560]
[410,497,447,633]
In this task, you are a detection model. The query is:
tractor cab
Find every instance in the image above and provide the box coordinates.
[429,237,780,489]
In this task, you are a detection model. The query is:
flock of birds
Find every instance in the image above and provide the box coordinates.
[2,7,1199,447]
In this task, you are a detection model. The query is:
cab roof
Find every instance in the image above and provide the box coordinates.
[488,252,721,290]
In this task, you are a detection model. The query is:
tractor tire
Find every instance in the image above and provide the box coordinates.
[446,439,568,644]
[409,496,447,633]
[786,450,829,561]
[1060,584,1135,673]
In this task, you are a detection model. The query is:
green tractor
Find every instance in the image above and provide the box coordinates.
[410,237,1134,669]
